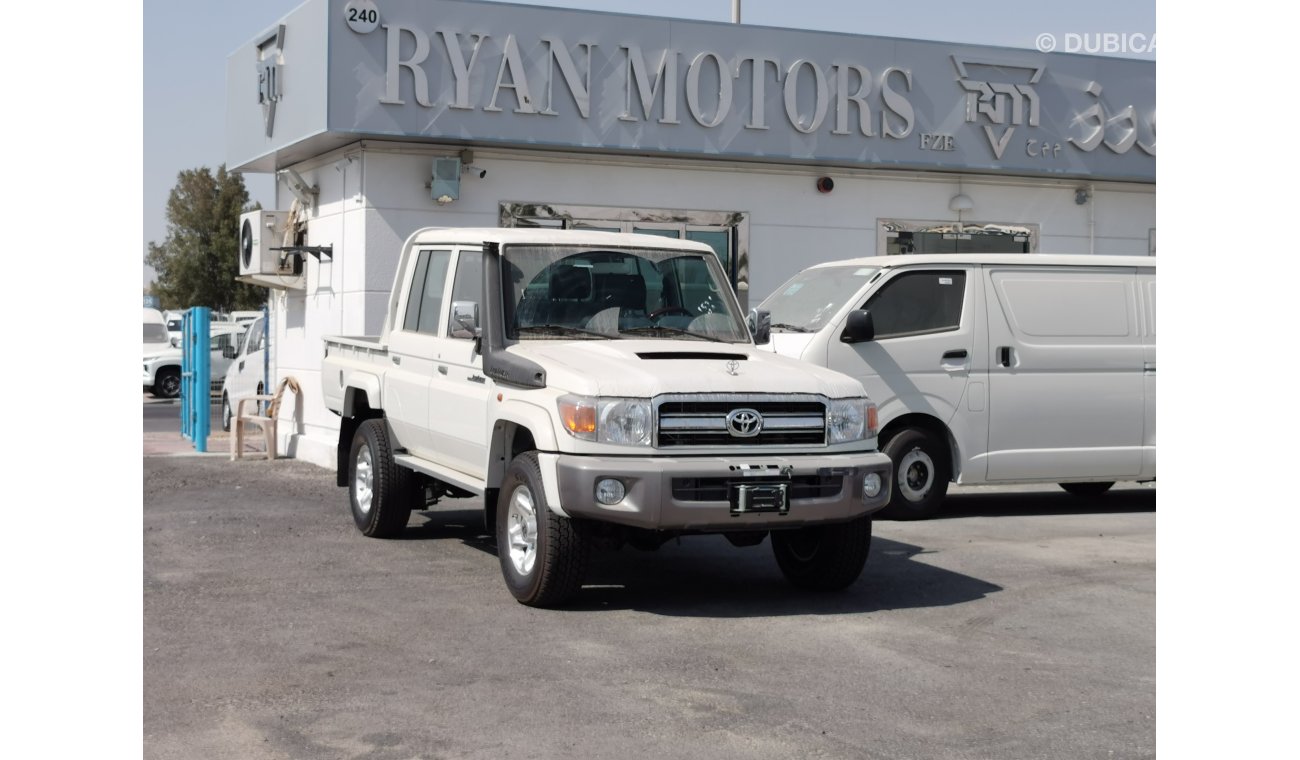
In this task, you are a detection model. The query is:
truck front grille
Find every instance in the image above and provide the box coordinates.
[655,395,827,447]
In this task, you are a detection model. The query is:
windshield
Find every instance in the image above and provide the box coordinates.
[758,265,880,332]
[502,245,749,343]
[144,324,170,343]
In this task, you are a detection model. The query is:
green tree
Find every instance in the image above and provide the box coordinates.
[146,165,265,312]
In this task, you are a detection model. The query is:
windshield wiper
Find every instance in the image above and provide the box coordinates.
[619,326,727,343]
[517,324,619,339]
[769,323,811,333]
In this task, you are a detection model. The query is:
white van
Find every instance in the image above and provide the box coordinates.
[219,315,268,431]
[757,254,1155,519]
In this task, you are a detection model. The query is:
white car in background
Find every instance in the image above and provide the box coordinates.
[143,308,170,355]
[219,315,268,431]
[144,322,247,399]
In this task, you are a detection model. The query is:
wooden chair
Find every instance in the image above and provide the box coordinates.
[231,376,301,460]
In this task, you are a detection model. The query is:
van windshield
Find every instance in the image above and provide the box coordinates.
[759,265,880,332]
[144,324,170,343]
[502,245,748,343]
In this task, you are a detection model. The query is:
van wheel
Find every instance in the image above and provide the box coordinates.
[348,418,413,538]
[220,393,232,432]
[496,452,589,607]
[1059,482,1115,497]
[154,368,181,399]
[771,516,872,590]
[879,428,950,520]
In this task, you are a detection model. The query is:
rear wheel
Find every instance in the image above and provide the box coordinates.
[771,516,873,590]
[496,452,589,607]
[154,368,181,399]
[1059,482,1115,497]
[878,427,950,520]
[348,418,414,538]
[220,393,232,432]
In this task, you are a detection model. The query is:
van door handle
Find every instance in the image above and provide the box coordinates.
[238,360,244,371]
[438,365,448,375]
[391,355,401,365]
[998,346,1013,367]
[942,350,968,360]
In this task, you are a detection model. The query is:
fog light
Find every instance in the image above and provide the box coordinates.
[863,472,883,499]
[595,478,626,505]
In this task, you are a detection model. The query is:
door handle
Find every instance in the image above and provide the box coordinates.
[998,346,1013,367]
[391,355,402,365]
[438,365,448,375]
[238,360,244,371]
[942,349,968,360]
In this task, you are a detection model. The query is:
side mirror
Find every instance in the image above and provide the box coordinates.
[222,345,238,359]
[747,308,771,345]
[451,300,481,339]
[840,309,875,344]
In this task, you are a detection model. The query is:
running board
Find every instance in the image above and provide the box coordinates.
[393,454,486,496]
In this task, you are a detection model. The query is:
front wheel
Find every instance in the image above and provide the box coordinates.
[1059,482,1115,497]
[220,393,232,432]
[348,418,414,538]
[771,516,873,590]
[878,427,951,520]
[496,452,589,607]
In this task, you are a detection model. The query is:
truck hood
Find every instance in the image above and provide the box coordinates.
[508,340,865,398]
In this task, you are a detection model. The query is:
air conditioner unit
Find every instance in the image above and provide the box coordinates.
[239,209,292,276]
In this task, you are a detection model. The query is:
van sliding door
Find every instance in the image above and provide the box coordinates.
[984,267,1144,481]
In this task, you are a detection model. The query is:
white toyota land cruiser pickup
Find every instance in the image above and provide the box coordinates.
[322,228,892,607]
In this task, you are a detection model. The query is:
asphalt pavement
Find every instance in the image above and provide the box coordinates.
[143,397,1156,759]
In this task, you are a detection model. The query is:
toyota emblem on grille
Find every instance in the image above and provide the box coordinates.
[725,408,764,437]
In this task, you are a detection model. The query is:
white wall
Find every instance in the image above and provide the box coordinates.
[267,144,1155,468]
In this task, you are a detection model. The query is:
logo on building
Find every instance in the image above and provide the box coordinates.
[725,408,763,438]
[256,24,287,138]
[952,56,1043,160]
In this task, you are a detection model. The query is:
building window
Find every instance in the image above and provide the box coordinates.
[500,202,751,308]
[879,219,1038,255]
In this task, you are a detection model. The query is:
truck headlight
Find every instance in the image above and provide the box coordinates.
[826,398,874,444]
[558,396,653,446]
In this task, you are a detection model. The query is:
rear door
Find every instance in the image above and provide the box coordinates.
[1137,268,1156,479]
[984,265,1144,481]
[827,266,978,465]
[386,248,452,458]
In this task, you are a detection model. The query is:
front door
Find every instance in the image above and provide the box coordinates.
[428,247,491,478]
[827,267,978,470]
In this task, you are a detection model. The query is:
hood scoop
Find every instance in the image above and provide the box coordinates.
[636,352,749,361]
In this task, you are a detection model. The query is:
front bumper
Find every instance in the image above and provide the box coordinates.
[546,451,892,531]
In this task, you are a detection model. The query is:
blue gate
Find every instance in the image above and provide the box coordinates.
[180,308,211,452]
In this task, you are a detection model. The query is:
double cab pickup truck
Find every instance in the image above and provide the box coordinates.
[322,228,892,606]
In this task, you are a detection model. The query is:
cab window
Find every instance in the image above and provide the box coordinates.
[864,271,966,339]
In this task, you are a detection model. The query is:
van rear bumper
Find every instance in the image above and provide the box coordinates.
[547,452,892,531]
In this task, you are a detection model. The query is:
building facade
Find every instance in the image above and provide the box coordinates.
[227,0,1155,467]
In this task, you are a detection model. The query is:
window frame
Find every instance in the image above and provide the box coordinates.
[862,269,969,340]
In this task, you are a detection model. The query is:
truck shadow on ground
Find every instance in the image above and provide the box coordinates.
[405,509,1001,617]
[922,487,1156,521]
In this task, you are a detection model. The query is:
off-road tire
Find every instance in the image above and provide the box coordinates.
[771,516,873,591]
[348,418,414,538]
[496,452,589,607]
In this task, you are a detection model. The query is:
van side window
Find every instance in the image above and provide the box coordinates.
[864,271,966,339]
[402,249,453,334]
[243,319,265,354]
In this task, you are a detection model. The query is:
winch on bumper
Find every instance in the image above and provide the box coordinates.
[541,452,893,531]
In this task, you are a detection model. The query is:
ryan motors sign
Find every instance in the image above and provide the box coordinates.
[234,0,1155,181]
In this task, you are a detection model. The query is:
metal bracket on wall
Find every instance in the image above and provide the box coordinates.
[272,245,333,261]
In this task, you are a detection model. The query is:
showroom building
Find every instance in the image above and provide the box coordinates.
[226,0,1155,466]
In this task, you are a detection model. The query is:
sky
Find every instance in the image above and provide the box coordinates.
[142,0,1155,287]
